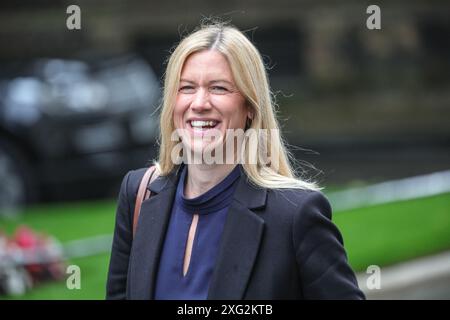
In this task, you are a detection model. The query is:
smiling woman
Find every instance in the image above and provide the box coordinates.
[106,21,364,300]
[174,50,250,160]
[178,59,246,125]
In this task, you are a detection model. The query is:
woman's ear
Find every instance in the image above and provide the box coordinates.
[245,110,254,130]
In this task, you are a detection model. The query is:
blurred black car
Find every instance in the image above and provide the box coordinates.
[0,55,160,215]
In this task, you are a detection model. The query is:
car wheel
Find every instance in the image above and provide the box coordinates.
[0,138,35,217]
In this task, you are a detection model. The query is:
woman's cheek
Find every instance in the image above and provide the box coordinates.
[173,111,184,129]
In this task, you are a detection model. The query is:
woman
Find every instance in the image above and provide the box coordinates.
[106,22,365,300]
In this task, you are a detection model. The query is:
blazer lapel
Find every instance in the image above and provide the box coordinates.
[207,171,267,300]
[128,165,181,299]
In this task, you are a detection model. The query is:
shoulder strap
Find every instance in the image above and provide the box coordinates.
[133,165,158,238]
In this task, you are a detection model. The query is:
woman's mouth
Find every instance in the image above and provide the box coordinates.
[187,120,221,134]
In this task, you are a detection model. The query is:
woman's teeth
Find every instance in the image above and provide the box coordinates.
[190,120,218,128]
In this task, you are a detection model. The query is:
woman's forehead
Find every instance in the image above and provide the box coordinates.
[181,50,233,80]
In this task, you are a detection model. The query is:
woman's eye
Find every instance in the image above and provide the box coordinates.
[179,86,195,93]
[210,86,228,93]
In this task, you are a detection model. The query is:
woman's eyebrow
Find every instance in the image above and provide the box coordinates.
[179,79,196,84]
[179,79,234,85]
[209,80,233,86]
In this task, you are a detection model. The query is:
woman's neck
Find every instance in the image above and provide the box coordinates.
[184,163,238,199]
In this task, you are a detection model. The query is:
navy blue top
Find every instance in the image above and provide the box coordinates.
[154,164,242,300]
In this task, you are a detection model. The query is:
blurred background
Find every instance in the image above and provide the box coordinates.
[0,0,449,299]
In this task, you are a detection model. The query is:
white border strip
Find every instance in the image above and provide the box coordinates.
[327,170,450,212]
[63,234,113,259]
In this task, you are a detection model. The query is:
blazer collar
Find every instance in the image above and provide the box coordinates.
[147,163,267,210]
[129,163,267,299]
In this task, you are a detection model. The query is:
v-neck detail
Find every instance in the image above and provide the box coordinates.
[176,164,242,215]
[154,163,242,300]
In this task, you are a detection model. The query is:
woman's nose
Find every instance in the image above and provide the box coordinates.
[190,88,211,112]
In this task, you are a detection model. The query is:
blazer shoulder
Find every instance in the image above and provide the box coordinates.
[268,188,332,219]
[117,167,150,208]
[126,167,149,194]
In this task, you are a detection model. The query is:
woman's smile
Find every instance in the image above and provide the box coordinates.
[186,118,222,137]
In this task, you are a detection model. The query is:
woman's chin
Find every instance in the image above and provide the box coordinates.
[182,141,225,163]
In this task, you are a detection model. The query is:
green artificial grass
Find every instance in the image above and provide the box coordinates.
[0,200,117,241]
[5,254,111,300]
[332,192,450,272]
[1,193,449,299]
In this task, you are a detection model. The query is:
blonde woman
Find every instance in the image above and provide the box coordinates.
[106,23,364,300]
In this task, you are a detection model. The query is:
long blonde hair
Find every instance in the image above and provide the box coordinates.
[154,22,320,191]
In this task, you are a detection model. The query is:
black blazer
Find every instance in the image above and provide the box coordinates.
[106,164,365,300]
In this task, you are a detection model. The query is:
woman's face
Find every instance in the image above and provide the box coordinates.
[173,50,251,159]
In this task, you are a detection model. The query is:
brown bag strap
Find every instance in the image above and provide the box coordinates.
[133,165,158,238]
